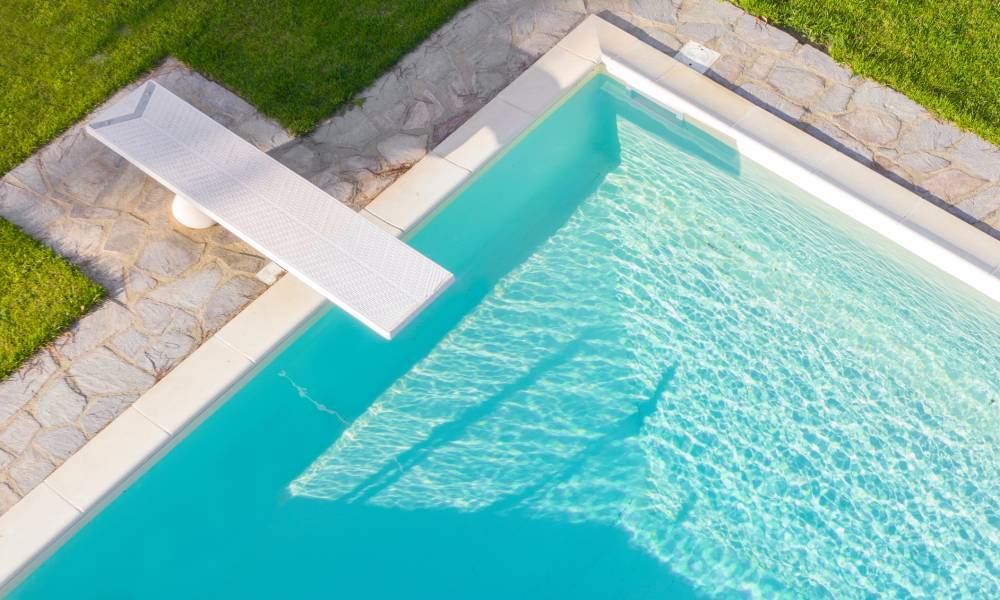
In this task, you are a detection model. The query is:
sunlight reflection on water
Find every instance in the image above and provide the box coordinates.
[291,118,1000,598]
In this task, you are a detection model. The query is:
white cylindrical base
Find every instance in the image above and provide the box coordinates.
[171,195,216,229]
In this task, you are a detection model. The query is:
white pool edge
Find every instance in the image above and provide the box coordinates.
[0,274,330,592]
[3,13,1000,592]
[369,15,1000,297]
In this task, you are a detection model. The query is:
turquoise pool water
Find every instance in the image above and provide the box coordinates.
[12,75,1000,599]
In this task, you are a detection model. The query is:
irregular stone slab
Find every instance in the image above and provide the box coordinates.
[68,348,156,396]
[274,143,323,177]
[873,153,912,185]
[737,82,805,121]
[679,0,743,25]
[37,129,107,188]
[677,21,729,44]
[130,184,172,221]
[643,27,683,53]
[8,450,55,493]
[56,300,132,361]
[35,426,86,461]
[0,182,65,239]
[56,151,122,205]
[0,483,18,513]
[134,298,197,335]
[103,214,148,256]
[111,329,149,360]
[5,158,50,196]
[136,331,197,376]
[337,154,382,177]
[314,176,356,206]
[584,0,627,11]
[135,234,204,278]
[811,84,853,114]
[897,119,963,153]
[706,54,743,82]
[210,226,244,247]
[897,152,950,175]
[0,353,58,423]
[629,0,678,25]
[767,62,825,103]
[978,209,1000,232]
[313,109,380,150]
[835,110,900,145]
[46,219,105,261]
[804,117,874,164]
[33,379,86,427]
[0,449,11,470]
[237,113,294,150]
[714,30,754,57]
[921,169,987,203]
[125,269,158,300]
[207,247,265,273]
[746,52,777,80]
[80,394,137,436]
[157,61,252,118]
[70,204,119,220]
[437,4,497,51]
[458,18,512,72]
[84,254,129,300]
[360,77,415,132]
[852,80,925,121]
[401,102,434,131]
[793,44,851,82]
[733,13,797,52]
[377,134,429,169]
[352,170,397,204]
[953,187,1000,221]
[0,414,40,454]
[202,276,267,332]
[148,264,223,313]
[952,135,1000,181]
[94,164,148,210]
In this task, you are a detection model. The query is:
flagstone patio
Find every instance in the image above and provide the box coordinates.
[1,0,999,514]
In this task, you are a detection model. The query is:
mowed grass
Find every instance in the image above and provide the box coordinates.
[733,0,1000,146]
[0,0,472,377]
[1,0,474,173]
[0,220,104,379]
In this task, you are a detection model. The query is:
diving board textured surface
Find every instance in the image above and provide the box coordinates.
[86,81,453,339]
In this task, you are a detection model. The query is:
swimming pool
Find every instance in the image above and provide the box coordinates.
[10,66,1000,598]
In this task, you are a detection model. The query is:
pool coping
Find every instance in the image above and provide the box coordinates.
[367,15,1000,296]
[3,13,1000,593]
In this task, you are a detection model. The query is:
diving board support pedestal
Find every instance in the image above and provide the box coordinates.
[86,80,453,339]
[171,194,216,229]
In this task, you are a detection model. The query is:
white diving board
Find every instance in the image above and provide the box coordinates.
[86,81,453,339]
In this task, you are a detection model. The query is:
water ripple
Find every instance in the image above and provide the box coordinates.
[291,116,1000,598]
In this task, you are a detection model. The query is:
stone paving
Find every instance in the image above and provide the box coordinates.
[272,0,1000,236]
[2,0,1000,515]
[0,59,291,512]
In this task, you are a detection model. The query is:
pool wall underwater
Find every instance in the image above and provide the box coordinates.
[2,14,1000,597]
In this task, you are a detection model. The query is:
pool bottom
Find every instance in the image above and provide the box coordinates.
[11,75,1000,600]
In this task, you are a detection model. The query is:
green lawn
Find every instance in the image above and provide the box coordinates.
[0,220,104,379]
[1,0,474,174]
[733,0,1000,146]
[0,0,472,377]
